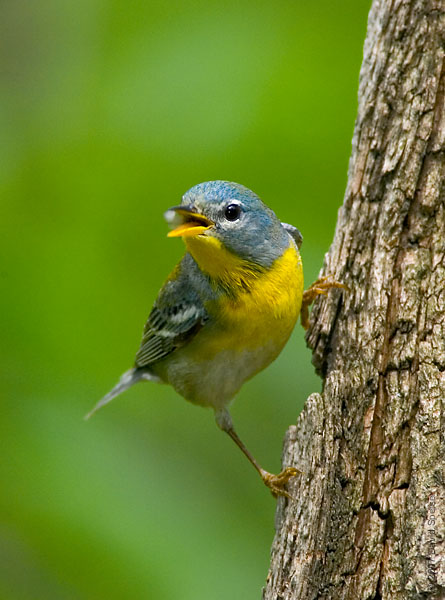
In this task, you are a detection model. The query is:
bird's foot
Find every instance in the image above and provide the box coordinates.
[260,467,300,499]
[301,276,346,330]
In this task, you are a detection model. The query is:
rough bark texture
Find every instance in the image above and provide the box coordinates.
[264,1,445,599]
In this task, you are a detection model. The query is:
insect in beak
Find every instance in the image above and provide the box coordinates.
[165,205,214,238]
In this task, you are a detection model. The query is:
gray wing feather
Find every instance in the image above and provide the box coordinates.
[86,256,209,419]
[135,272,208,368]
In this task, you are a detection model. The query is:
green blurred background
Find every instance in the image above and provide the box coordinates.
[1,1,370,598]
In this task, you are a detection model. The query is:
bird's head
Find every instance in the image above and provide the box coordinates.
[165,181,293,267]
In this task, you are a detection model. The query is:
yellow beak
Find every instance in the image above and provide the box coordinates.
[165,206,214,238]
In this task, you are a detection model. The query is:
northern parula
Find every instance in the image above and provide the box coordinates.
[86,181,341,497]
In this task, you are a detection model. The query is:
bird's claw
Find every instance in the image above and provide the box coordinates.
[301,276,346,330]
[260,466,300,499]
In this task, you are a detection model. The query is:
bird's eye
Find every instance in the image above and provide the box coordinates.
[224,203,241,221]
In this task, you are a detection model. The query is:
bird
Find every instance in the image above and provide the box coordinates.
[86,180,342,497]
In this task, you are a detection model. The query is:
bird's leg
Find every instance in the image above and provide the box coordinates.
[301,276,346,330]
[215,409,299,498]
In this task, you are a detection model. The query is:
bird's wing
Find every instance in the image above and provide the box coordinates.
[134,273,208,368]
[281,222,303,249]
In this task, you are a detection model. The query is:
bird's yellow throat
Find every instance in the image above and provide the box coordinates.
[185,235,264,289]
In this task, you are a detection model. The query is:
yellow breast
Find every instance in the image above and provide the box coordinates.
[216,246,303,352]
[186,235,304,355]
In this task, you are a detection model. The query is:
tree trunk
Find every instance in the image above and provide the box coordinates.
[264,1,445,599]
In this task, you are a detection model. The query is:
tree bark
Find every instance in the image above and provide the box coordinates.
[264,1,445,599]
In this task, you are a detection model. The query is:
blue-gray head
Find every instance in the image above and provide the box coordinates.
[165,181,299,267]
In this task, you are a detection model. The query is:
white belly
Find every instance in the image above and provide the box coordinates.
[161,330,287,409]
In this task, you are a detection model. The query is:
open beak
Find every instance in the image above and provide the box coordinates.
[164,205,214,238]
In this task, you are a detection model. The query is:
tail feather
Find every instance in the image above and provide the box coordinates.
[84,368,142,420]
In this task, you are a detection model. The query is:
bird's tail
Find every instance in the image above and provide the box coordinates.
[84,368,143,420]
